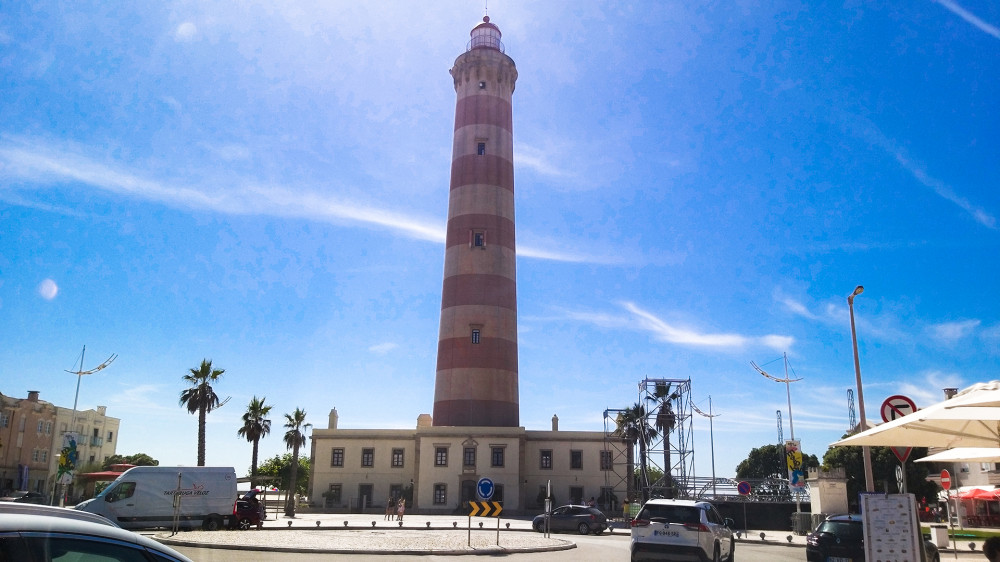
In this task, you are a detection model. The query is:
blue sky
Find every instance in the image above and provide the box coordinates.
[2,1,998,481]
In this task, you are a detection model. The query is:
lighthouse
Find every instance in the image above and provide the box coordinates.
[432,16,520,427]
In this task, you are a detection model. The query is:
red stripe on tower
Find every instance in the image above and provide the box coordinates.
[433,16,519,427]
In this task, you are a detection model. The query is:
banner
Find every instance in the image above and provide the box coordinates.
[785,439,806,488]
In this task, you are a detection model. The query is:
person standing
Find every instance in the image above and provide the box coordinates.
[385,497,394,520]
[397,497,405,522]
[622,498,630,522]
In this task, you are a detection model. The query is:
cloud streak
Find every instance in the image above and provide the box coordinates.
[0,137,613,264]
[934,0,1000,40]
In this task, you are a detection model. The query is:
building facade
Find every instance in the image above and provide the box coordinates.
[0,391,58,496]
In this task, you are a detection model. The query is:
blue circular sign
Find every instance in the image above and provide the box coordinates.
[737,481,751,495]
[477,477,495,500]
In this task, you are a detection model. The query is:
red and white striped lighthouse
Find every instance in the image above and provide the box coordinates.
[432,16,519,427]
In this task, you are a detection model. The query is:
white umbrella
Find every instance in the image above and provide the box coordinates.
[914,447,1000,463]
[832,382,1000,449]
[943,381,1000,409]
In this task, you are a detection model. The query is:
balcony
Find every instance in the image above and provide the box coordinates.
[90,436,103,447]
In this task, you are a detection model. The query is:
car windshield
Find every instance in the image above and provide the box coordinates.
[817,520,862,541]
[639,504,700,524]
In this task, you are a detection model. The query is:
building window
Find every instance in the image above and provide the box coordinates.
[435,447,449,467]
[463,447,476,468]
[37,420,44,433]
[600,450,613,471]
[471,329,481,344]
[478,81,486,89]
[32,449,39,462]
[390,483,403,500]
[491,447,504,468]
[391,448,405,468]
[107,430,113,442]
[0,413,8,428]
[569,486,584,505]
[474,231,485,247]
[434,484,447,505]
[40,450,48,463]
[331,448,344,467]
[89,455,95,463]
[477,142,486,155]
[45,422,52,434]
[494,484,505,504]
[540,450,552,470]
[361,448,375,467]
[570,450,583,470]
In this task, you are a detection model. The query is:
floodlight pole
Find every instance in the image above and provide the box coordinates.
[848,285,875,492]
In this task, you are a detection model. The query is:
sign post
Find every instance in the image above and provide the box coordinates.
[941,469,955,556]
[881,395,917,491]
[737,481,751,533]
[468,477,502,547]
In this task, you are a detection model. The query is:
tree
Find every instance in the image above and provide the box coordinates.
[615,403,658,502]
[648,382,678,498]
[102,453,158,469]
[179,359,226,466]
[823,442,936,511]
[282,407,308,516]
[237,396,272,489]
[736,443,819,500]
[257,453,310,495]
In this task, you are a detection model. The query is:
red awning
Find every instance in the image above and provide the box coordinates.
[959,488,1000,501]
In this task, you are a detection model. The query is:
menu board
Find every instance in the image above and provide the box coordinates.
[861,493,923,562]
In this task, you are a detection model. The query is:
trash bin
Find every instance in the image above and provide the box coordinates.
[929,524,949,549]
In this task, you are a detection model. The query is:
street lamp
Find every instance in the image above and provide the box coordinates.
[848,285,874,492]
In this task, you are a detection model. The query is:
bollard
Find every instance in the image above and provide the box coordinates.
[759,532,766,541]
[426,522,431,528]
[787,535,793,543]
[316,521,321,527]
[505,522,510,529]
[398,521,403,527]
[343,521,348,527]
[453,522,458,528]
[287,521,292,527]
[371,521,376,527]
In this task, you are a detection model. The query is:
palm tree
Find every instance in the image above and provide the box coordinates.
[282,408,308,517]
[649,382,678,498]
[179,359,226,466]
[615,403,658,503]
[237,396,272,489]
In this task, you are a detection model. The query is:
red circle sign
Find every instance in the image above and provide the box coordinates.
[941,469,951,490]
[881,395,918,423]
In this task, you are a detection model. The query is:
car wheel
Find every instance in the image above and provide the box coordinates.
[203,516,221,531]
[533,520,544,532]
[238,517,252,531]
[713,543,721,562]
[577,522,591,535]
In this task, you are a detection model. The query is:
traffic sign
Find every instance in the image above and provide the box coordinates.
[737,481,751,496]
[892,446,912,464]
[468,501,503,517]
[940,469,951,490]
[477,477,495,500]
[881,395,917,423]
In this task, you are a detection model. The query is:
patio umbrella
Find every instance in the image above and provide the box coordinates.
[943,381,1000,409]
[914,447,1000,464]
[832,381,1000,449]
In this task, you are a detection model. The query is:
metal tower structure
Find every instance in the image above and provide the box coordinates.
[847,388,857,434]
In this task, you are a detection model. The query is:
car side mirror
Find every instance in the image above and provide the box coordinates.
[724,518,735,527]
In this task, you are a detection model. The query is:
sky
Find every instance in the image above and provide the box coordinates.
[2,1,998,484]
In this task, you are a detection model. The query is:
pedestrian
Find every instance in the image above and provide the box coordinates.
[984,536,1000,562]
[397,497,405,522]
[587,496,596,507]
[622,498,630,522]
[385,497,394,520]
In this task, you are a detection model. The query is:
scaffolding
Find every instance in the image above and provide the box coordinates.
[603,378,695,503]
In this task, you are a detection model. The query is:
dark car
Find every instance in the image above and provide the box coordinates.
[0,502,193,561]
[231,490,265,530]
[806,514,940,562]
[532,504,609,535]
[0,490,46,504]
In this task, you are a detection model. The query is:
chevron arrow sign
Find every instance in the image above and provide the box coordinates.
[468,501,503,517]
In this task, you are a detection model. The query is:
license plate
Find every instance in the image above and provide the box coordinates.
[653,529,680,537]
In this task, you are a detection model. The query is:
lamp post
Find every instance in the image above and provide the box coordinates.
[848,285,875,492]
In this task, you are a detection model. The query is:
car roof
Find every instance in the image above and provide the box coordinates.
[0,503,117,526]
[825,514,862,522]
[0,511,192,561]
[641,499,709,507]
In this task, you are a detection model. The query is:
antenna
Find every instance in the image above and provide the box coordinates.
[776,409,783,443]
[847,388,857,434]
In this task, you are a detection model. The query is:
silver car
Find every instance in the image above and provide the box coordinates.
[630,499,735,562]
[0,503,193,561]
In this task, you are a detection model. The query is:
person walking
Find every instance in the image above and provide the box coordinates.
[385,497,394,520]
[622,498,630,522]
[396,497,406,522]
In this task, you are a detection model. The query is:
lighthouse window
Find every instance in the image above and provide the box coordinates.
[477,142,486,155]
[474,231,485,247]
[479,81,486,89]
[471,329,480,344]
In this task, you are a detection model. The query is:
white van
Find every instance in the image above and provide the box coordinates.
[75,466,237,531]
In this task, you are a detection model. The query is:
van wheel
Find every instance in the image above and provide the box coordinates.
[238,517,252,531]
[203,516,221,531]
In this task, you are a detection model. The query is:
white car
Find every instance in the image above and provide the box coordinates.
[0,503,193,561]
[630,499,735,562]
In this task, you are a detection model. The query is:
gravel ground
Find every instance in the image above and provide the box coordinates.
[156,528,575,554]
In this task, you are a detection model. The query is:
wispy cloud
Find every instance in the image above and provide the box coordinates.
[0,137,615,264]
[836,113,996,229]
[516,143,574,179]
[933,0,1000,40]
[368,342,398,354]
[566,301,792,351]
[928,319,981,342]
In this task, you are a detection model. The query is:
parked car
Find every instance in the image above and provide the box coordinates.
[532,504,609,535]
[231,490,265,530]
[0,490,46,504]
[0,502,194,561]
[630,498,735,562]
[806,514,940,562]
